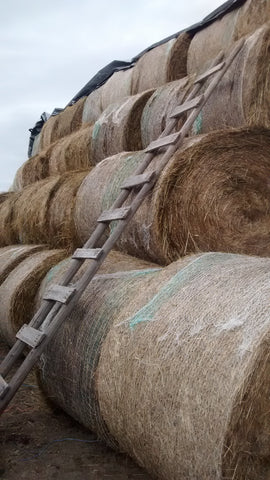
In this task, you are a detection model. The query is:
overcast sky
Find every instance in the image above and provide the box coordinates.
[0,0,223,192]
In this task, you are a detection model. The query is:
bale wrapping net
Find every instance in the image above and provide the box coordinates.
[37,252,270,479]
[97,252,270,480]
[101,68,134,111]
[190,26,270,134]
[37,250,161,445]
[132,33,191,94]
[91,90,153,164]
[0,249,66,346]
[140,77,190,149]
[82,87,104,125]
[0,245,46,285]
[75,128,270,264]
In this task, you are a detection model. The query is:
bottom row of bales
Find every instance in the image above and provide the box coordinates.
[0,246,270,479]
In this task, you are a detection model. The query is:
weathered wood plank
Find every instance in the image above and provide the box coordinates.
[170,95,204,118]
[121,171,156,189]
[194,61,225,84]
[97,207,131,223]
[0,375,9,399]
[145,132,181,153]
[43,285,76,304]
[16,324,46,348]
[72,248,103,260]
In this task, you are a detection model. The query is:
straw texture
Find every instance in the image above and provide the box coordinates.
[132,33,191,94]
[0,245,46,285]
[140,77,189,149]
[0,193,19,246]
[97,252,270,480]
[75,127,270,264]
[91,91,153,164]
[190,26,270,134]
[0,249,65,346]
[101,68,134,110]
[82,87,104,125]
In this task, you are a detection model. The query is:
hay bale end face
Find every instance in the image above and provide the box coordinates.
[0,193,19,247]
[75,128,270,264]
[48,124,94,176]
[0,249,66,346]
[0,245,47,285]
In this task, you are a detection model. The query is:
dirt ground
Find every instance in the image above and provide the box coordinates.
[0,339,153,480]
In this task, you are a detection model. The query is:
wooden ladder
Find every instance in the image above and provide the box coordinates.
[0,39,244,415]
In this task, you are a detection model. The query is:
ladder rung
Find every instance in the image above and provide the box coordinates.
[121,171,156,189]
[0,375,9,399]
[43,285,76,304]
[145,132,181,153]
[72,248,103,260]
[16,324,46,348]
[97,207,131,223]
[170,95,204,118]
[194,62,225,84]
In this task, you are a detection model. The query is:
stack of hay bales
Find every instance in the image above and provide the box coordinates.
[37,251,270,479]
[2,2,270,479]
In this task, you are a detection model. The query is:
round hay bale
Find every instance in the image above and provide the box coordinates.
[31,132,41,156]
[187,9,240,75]
[75,128,270,264]
[0,244,46,285]
[36,250,161,442]
[39,115,59,151]
[101,68,134,110]
[39,98,86,150]
[140,77,190,149]
[47,170,89,250]
[132,33,191,94]
[51,97,86,144]
[12,150,50,191]
[12,176,62,245]
[82,87,104,125]
[191,25,270,134]
[234,0,270,40]
[0,193,19,246]
[0,249,66,346]
[49,124,94,175]
[96,252,270,479]
[91,90,153,164]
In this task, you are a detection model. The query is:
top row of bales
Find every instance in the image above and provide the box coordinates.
[31,0,269,154]
[13,19,270,191]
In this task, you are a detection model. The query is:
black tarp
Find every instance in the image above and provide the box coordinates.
[28,0,247,157]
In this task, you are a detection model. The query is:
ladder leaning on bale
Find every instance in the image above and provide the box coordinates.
[0,39,244,415]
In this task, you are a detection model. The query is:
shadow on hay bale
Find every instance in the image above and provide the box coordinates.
[75,127,270,264]
[11,171,89,250]
[131,33,191,94]
[0,244,47,285]
[37,251,270,479]
[91,90,154,164]
[0,249,66,346]
[39,97,86,150]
